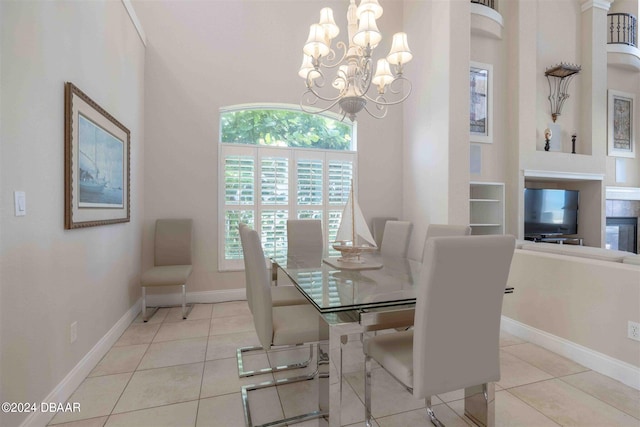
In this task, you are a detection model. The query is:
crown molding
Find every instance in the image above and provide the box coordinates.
[122,0,147,46]
[580,0,613,12]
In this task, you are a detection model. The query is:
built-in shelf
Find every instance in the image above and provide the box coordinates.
[470,181,505,235]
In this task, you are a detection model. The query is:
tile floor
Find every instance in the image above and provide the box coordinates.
[47,301,640,427]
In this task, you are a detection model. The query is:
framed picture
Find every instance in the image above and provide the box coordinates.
[65,82,130,229]
[470,61,493,144]
[608,89,635,158]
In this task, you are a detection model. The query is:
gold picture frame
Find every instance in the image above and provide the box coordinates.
[65,82,130,229]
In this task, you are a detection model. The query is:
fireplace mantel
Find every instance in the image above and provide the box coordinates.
[606,186,640,201]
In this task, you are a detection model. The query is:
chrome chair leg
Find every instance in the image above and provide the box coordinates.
[364,354,373,427]
[142,286,146,320]
[464,383,495,427]
[241,344,328,427]
[142,284,193,322]
[426,397,445,427]
[237,343,313,378]
[142,286,159,322]
[180,284,195,319]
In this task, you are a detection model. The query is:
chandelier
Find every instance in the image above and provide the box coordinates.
[298,0,413,121]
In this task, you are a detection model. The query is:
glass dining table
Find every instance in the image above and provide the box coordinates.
[273,252,512,427]
[273,252,422,427]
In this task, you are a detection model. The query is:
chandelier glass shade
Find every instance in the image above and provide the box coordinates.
[299,0,413,121]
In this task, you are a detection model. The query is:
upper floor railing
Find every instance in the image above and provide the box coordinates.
[608,13,637,47]
[471,0,496,11]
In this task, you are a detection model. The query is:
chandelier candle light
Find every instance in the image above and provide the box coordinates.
[299,0,413,121]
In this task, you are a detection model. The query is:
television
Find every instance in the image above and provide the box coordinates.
[524,188,579,237]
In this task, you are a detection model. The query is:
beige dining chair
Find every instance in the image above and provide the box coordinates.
[140,219,193,322]
[372,216,398,249]
[238,224,328,427]
[237,223,311,378]
[286,219,324,266]
[419,223,472,261]
[380,220,413,258]
[366,223,470,333]
[363,235,515,427]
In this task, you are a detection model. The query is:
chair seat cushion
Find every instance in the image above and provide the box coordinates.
[272,304,328,346]
[141,265,192,287]
[271,286,309,307]
[364,330,414,388]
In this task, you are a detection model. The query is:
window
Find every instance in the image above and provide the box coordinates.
[219,105,357,271]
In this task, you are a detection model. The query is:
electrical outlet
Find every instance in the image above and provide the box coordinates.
[628,321,640,342]
[70,321,78,344]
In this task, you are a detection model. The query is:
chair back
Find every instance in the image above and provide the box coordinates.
[154,219,193,266]
[420,224,471,261]
[412,235,515,398]
[380,220,412,258]
[287,219,324,266]
[238,223,254,313]
[239,224,274,350]
[371,217,398,249]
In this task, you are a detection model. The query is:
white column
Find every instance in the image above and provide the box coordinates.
[581,0,613,158]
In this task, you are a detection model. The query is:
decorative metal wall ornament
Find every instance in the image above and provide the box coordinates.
[544,63,581,123]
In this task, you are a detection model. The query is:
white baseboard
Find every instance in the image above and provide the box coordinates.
[501,316,640,390]
[20,300,142,427]
[144,288,246,306]
[20,289,247,427]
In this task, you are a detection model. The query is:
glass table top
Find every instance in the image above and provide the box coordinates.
[275,253,422,313]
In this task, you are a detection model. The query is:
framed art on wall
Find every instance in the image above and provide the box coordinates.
[65,82,130,229]
[608,89,635,158]
[470,61,493,144]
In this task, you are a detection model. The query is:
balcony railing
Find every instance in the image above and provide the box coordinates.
[471,0,496,11]
[608,13,637,47]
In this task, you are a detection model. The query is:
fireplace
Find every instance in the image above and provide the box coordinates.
[605,217,638,254]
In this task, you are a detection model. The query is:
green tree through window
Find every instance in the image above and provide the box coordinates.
[219,105,355,270]
[220,109,352,150]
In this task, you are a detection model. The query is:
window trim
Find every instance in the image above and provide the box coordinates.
[218,104,358,272]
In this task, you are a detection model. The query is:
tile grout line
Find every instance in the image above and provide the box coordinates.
[500,343,590,379]
[498,389,563,427]
[555,373,640,422]
[194,304,215,426]
[103,308,166,424]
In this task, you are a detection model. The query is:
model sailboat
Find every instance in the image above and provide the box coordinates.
[332,182,377,262]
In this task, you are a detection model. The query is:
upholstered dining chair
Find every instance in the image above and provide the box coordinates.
[363,235,515,427]
[419,223,472,261]
[238,224,328,427]
[380,220,413,258]
[286,219,324,266]
[368,224,472,333]
[237,223,311,378]
[372,216,398,249]
[140,219,193,322]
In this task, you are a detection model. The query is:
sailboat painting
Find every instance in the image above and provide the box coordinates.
[78,114,124,208]
[331,182,378,263]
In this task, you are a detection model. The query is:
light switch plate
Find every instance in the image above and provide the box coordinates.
[14,191,26,216]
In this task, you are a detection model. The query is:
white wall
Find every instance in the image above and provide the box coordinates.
[0,2,145,425]
[402,0,470,260]
[133,0,406,292]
